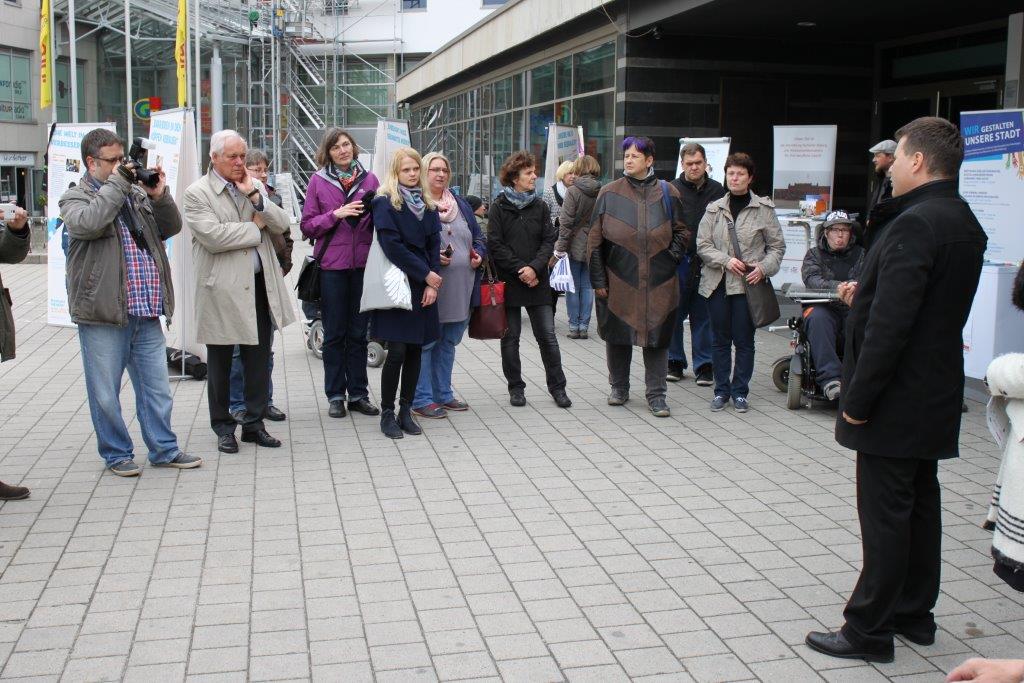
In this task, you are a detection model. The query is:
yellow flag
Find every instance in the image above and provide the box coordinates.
[39,0,52,109]
[175,0,187,106]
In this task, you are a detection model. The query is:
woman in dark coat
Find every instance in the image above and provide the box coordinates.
[486,151,570,409]
[370,147,442,439]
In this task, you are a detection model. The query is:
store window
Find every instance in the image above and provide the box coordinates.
[0,49,32,122]
[55,59,87,123]
[573,42,614,95]
[528,62,554,105]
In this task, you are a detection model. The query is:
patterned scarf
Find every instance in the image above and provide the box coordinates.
[435,189,460,223]
[326,160,364,191]
[502,186,537,210]
[399,185,426,220]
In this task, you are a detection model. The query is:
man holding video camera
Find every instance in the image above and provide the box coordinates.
[59,128,202,476]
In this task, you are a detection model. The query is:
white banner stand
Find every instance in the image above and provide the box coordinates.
[45,122,117,327]
[371,119,411,181]
[147,107,202,374]
[541,125,584,193]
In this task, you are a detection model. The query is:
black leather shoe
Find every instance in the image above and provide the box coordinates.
[265,405,286,421]
[348,398,381,416]
[380,409,403,439]
[218,434,239,454]
[552,390,572,409]
[398,402,422,436]
[805,631,893,663]
[509,390,526,407]
[0,480,30,500]
[328,400,347,418]
[241,430,282,448]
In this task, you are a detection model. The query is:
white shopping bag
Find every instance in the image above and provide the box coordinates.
[359,232,412,312]
[549,254,575,294]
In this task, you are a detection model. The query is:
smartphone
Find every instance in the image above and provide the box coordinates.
[442,243,454,258]
[0,203,16,221]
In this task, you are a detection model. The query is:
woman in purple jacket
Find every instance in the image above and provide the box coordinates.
[301,128,381,419]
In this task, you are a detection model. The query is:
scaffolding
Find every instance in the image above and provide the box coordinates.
[50,0,402,199]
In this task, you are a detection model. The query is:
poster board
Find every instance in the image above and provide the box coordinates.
[541,125,584,192]
[959,109,1024,265]
[46,122,117,327]
[271,171,301,223]
[773,213,820,289]
[147,107,202,359]
[772,125,837,211]
[675,137,731,184]
[371,118,411,182]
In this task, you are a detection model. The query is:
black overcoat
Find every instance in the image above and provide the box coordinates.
[835,179,987,460]
[485,194,556,308]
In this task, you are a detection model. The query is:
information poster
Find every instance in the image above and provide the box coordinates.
[675,137,731,184]
[46,122,116,327]
[147,107,202,359]
[771,125,837,211]
[772,214,820,289]
[959,109,1024,265]
[371,119,411,182]
[542,125,584,191]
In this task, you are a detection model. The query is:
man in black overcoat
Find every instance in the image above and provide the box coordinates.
[806,117,988,662]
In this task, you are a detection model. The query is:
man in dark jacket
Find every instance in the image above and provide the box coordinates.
[862,139,895,250]
[806,117,987,663]
[667,142,725,385]
[0,205,32,500]
[799,210,865,401]
[59,128,202,477]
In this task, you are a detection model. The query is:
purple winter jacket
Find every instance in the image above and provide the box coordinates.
[300,169,380,270]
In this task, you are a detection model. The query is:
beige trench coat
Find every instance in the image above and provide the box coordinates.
[696,191,785,298]
[184,171,296,345]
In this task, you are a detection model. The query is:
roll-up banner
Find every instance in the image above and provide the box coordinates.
[46,122,117,327]
[542,125,584,191]
[371,118,411,181]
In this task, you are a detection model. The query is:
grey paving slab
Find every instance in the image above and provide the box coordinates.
[0,256,1021,681]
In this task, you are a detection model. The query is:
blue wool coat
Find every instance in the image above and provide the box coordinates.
[369,194,442,345]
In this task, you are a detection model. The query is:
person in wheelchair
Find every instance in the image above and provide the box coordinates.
[800,210,864,401]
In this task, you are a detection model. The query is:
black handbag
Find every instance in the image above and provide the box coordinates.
[726,219,780,328]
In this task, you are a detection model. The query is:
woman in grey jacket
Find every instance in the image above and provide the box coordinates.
[696,153,785,413]
[553,155,601,339]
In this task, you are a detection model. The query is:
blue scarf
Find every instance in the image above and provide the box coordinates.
[502,187,537,210]
[398,185,426,220]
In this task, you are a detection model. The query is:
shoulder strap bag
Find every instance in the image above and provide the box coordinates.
[726,219,780,328]
[295,221,341,303]
[468,259,508,340]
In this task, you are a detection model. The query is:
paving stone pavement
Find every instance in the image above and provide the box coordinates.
[0,250,1021,683]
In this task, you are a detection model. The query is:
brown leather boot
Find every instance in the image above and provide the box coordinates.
[0,480,30,501]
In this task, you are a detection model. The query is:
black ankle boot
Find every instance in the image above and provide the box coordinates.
[380,409,403,439]
[398,401,422,435]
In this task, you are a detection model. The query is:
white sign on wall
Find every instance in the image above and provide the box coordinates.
[771,125,837,212]
[46,122,117,327]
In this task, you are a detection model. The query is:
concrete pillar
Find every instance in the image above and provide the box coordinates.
[1006,13,1022,109]
[211,42,224,133]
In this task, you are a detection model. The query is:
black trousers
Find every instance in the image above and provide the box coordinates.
[207,271,273,437]
[380,341,421,411]
[842,452,941,649]
[500,304,566,394]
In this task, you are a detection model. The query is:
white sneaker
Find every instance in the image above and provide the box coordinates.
[823,380,841,402]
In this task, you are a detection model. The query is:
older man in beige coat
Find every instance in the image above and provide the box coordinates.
[184,129,296,454]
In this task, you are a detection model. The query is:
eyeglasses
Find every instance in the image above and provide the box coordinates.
[95,155,124,164]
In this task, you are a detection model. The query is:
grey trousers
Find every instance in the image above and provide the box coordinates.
[606,343,669,402]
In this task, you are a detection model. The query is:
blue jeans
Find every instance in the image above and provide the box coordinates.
[668,263,712,370]
[706,281,755,399]
[565,259,593,331]
[413,319,468,408]
[229,346,274,414]
[320,268,369,402]
[77,316,180,467]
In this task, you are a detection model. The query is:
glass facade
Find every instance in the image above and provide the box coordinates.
[409,40,615,200]
[0,48,32,122]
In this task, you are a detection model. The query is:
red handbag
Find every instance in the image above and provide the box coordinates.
[469,261,508,340]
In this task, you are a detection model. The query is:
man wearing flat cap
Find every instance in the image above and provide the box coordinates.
[862,139,896,249]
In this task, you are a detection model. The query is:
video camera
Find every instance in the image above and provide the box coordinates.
[123,137,161,189]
